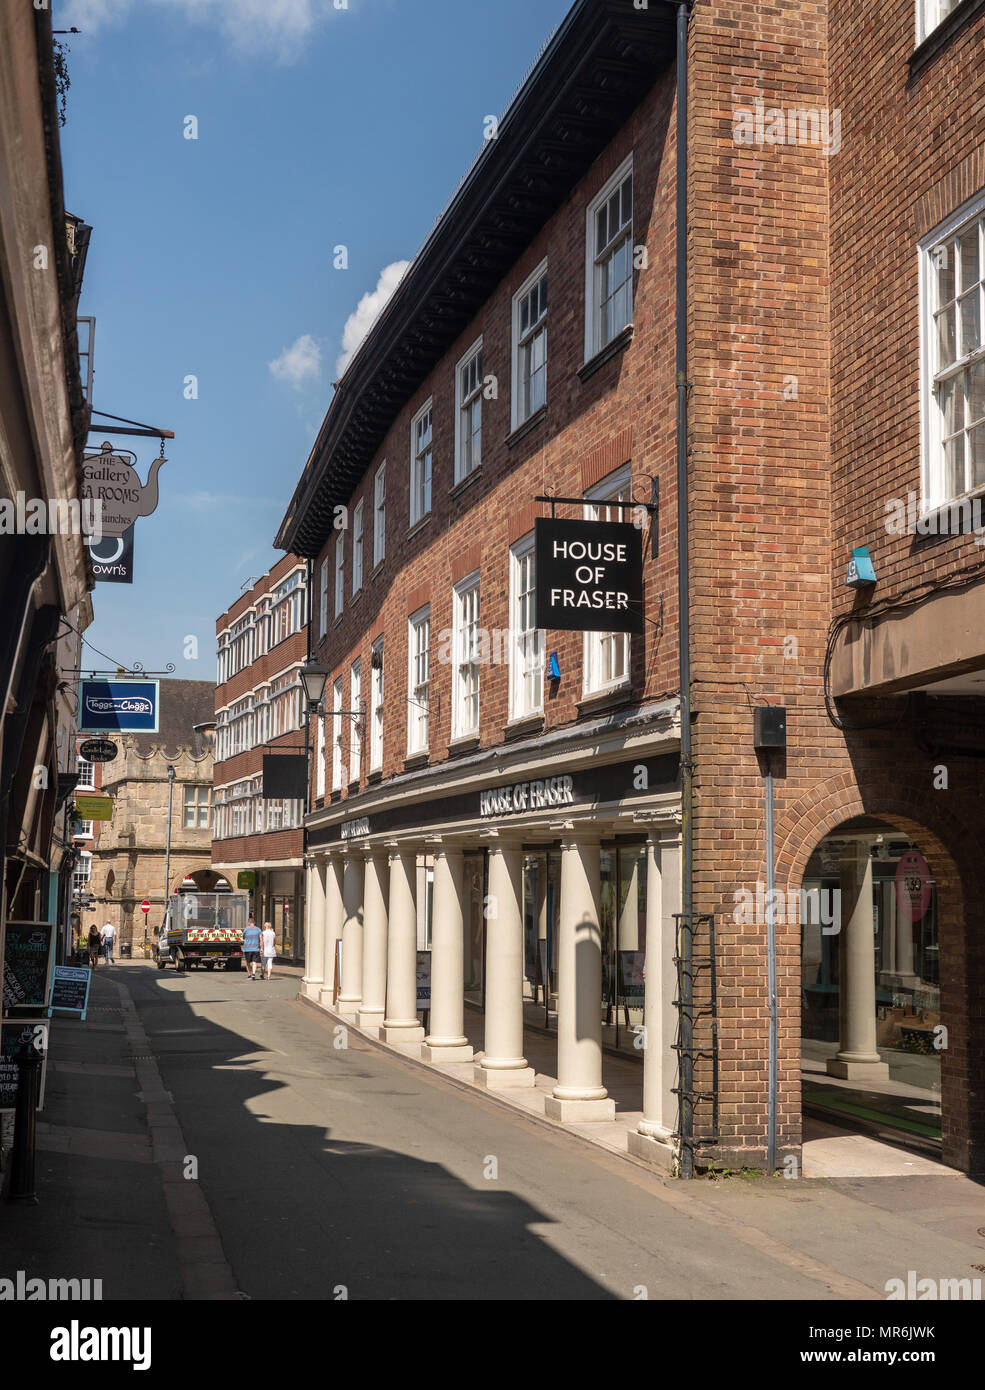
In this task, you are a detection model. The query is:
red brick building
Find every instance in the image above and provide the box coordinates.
[276,0,985,1175]
[212,556,309,959]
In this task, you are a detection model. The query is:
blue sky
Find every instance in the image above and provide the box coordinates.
[59,0,571,679]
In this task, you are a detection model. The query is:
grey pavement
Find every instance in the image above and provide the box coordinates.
[2,960,984,1302]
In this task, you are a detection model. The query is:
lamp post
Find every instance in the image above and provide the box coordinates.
[163,763,176,939]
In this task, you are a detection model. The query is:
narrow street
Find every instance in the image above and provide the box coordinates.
[4,961,984,1304]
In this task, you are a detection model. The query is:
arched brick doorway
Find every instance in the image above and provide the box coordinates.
[773,780,979,1174]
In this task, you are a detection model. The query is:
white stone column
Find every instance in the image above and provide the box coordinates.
[545,834,615,1122]
[422,841,474,1062]
[319,852,344,1008]
[476,840,533,1087]
[337,851,364,1015]
[303,859,326,1000]
[827,840,890,1080]
[382,843,425,1044]
[630,827,681,1160]
[358,849,388,1031]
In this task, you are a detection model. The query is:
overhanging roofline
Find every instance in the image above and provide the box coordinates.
[275,0,677,559]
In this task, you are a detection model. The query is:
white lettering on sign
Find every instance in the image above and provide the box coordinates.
[340,817,370,839]
[551,540,628,563]
[548,588,630,610]
[479,776,574,818]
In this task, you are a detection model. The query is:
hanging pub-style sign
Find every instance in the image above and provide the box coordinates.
[81,442,165,539]
[534,517,644,634]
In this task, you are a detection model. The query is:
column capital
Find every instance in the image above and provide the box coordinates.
[484,835,524,853]
[384,838,422,857]
[424,834,467,856]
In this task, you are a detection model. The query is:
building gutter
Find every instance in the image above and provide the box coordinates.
[675,0,695,1179]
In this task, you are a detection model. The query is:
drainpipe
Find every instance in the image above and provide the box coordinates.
[675,0,695,1178]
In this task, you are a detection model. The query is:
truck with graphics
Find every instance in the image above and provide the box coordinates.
[158,890,248,971]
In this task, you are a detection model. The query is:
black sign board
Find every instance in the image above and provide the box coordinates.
[49,965,92,1019]
[2,922,55,1012]
[1,1019,48,1112]
[262,753,308,801]
[534,518,643,634]
[78,737,118,763]
[87,525,135,584]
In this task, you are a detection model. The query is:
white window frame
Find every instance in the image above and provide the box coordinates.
[511,258,548,431]
[352,499,364,595]
[407,607,430,755]
[73,818,93,840]
[73,850,92,895]
[334,530,345,618]
[583,464,633,697]
[454,337,483,483]
[452,572,481,740]
[374,461,386,567]
[183,785,211,830]
[509,532,543,720]
[920,190,985,509]
[350,659,362,783]
[316,709,326,800]
[331,677,344,791]
[410,400,433,526]
[319,558,329,638]
[916,0,961,45]
[585,153,634,360]
[75,756,95,791]
[370,637,384,771]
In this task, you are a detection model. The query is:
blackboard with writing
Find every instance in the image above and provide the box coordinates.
[49,965,91,1019]
[0,1019,48,1112]
[2,923,55,1012]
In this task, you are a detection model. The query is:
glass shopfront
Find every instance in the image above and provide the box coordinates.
[267,869,300,959]
[464,851,485,1006]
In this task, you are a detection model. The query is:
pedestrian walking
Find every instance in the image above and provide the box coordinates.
[242,917,262,980]
[100,920,116,965]
[261,921,276,981]
[87,923,100,969]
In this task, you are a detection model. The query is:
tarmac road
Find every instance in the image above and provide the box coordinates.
[3,960,984,1303]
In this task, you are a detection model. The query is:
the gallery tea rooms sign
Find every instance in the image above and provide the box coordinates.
[535,518,643,634]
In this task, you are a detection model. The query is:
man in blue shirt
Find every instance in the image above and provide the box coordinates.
[242,917,262,980]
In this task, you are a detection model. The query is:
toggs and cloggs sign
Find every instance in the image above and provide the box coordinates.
[77,679,159,734]
[534,518,643,634]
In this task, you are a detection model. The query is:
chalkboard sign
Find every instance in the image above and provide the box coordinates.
[49,965,92,1020]
[617,949,646,1005]
[0,1019,48,1112]
[416,950,431,1008]
[2,922,55,1012]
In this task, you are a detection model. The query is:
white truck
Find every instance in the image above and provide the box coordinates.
[158,890,249,972]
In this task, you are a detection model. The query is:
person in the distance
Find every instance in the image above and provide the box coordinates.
[100,920,116,965]
[242,918,262,980]
[261,921,277,981]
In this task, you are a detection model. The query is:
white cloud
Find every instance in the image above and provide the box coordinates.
[62,0,341,62]
[336,260,410,377]
[269,334,322,390]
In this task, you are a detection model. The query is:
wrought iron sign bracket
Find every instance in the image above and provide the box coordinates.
[535,474,659,559]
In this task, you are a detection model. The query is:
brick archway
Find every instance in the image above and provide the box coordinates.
[770,774,980,1173]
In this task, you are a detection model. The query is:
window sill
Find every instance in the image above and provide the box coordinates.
[370,560,385,580]
[367,768,383,785]
[909,0,985,78]
[404,751,429,771]
[407,513,432,540]
[578,323,634,384]
[576,683,634,717]
[330,789,343,803]
[503,713,544,741]
[449,467,483,500]
[347,778,361,792]
[447,734,480,755]
[332,613,344,629]
[506,404,547,450]
[351,587,363,606]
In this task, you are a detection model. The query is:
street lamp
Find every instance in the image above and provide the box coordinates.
[299,659,329,712]
[163,764,176,943]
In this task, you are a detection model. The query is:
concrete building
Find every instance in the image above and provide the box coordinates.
[83,681,219,954]
[0,7,95,971]
[276,0,985,1176]
[211,557,308,960]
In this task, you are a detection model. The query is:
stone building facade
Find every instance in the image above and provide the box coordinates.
[83,680,218,953]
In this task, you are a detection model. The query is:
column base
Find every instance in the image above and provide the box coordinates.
[473,1065,535,1089]
[357,1008,385,1030]
[336,996,362,1018]
[421,1041,474,1063]
[627,1129,675,1167]
[826,1057,891,1081]
[544,1096,616,1123]
[318,987,337,1009]
[303,979,324,1000]
[381,1022,425,1044]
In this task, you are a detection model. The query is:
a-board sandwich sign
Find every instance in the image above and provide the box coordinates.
[49,965,92,1021]
[0,1019,49,1112]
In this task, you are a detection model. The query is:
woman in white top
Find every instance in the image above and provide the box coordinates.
[261,922,277,980]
